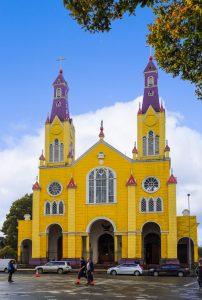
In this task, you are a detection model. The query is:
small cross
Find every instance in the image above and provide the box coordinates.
[56,56,66,70]
[146,45,152,57]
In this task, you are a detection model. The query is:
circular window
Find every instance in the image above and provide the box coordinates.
[142,177,160,193]
[47,182,62,196]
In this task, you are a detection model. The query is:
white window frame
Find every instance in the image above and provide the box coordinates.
[139,197,163,213]
[142,131,160,156]
[148,76,154,87]
[86,167,117,204]
[56,88,62,98]
[49,139,64,162]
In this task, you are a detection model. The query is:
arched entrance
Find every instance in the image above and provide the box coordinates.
[86,218,116,264]
[98,233,114,264]
[177,237,194,265]
[21,239,32,264]
[47,224,62,261]
[142,222,161,264]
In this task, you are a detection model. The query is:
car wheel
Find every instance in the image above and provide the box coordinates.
[134,270,140,276]
[110,270,117,275]
[153,271,159,277]
[38,268,43,274]
[57,268,63,274]
[178,271,184,277]
[4,268,8,273]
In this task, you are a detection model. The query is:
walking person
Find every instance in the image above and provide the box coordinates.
[86,258,95,285]
[196,261,202,290]
[75,257,87,284]
[8,260,15,283]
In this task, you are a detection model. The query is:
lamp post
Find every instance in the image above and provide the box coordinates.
[187,193,192,271]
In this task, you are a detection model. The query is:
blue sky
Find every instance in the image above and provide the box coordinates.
[0,1,202,244]
[0,0,201,143]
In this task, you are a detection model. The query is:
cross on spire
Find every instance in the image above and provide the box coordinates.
[56,56,66,70]
[146,44,152,59]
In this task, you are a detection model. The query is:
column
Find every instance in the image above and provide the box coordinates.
[127,177,137,258]
[86,235,90,258]
[32,187,41,259]
[161,233,168,259]
[114,235,118,262]
[62,234,68,258]
[136,232,142,259]
[167,180,177,259]
[67,181,76,258]
[40,234,48,260]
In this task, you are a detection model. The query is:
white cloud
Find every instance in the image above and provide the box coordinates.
[0,97,202,246]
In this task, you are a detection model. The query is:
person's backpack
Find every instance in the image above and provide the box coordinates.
[7,263,12,272]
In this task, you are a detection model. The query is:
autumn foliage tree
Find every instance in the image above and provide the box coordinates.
[64,0,202,99]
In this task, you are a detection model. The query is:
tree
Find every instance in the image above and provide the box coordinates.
[63,0,202,99]
[1,194,32,250]
[0,246,17,259]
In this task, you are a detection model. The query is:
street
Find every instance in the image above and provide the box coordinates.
[0,273,201,300]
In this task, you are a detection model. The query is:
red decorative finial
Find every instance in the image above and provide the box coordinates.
[39,150,45,161]
[45,113,50,124]
[59,69,63,74]
[164,140,170,152]
[99,120,104,139]
[138,102,142,115]
[149,55,153,61]
[132,142,138,154]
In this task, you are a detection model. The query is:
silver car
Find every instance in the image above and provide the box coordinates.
[107,263,143,276]
[35,261,72,274]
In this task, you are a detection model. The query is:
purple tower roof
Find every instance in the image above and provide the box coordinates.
[142,56,160,114]
[50,69,70,123]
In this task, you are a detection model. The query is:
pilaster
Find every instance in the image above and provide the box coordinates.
[67,178,76,258]
[32,186,41,258]
[167,176,177,258]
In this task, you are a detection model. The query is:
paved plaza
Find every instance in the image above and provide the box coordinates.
[0,273,201,300]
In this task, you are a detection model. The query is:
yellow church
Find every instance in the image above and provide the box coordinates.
[18,57,198,266]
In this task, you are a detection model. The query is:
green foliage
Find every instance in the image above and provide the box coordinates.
[1,194,32,250]
[199,246,202,259]
[0,245,17,259]
[148,0,202,100]
[63,0,155,33]
[63,0,202,100]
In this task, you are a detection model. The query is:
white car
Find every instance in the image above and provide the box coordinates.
[107,263,143,276]
[35,261,72,274]
[0,259,17,272]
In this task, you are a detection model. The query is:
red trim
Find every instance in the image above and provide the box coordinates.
[67,178,77,189]
[167,174,177,184]
[126,175,137,186]
[164,144,170,152]
[32,181,41,190]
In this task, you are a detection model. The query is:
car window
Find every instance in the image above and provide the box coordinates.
[128,264,137,267]
[120,264,127,267]
[46,262,53,266]
[161,265,169,269]
[56,262,65,265]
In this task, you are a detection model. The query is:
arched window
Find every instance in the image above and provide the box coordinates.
[52,201,57,214]
[60,143,64,162]
[54,139,59,162]
[148,76,154,86]
[58,201,64,214]
[56,88,62,98]
[156,198,162,212]
[148,198,154,212]
[45,202,50,215]
[148,131,154,155]
[155,135,159,155]
[143,137,147,156]
[87,168,116,204]
[141,198,147,212]
[49,144,53,162]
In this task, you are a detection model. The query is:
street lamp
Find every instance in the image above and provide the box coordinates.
[187,193,192,271]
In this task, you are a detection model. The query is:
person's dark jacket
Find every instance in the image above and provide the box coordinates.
[8,261,15,273]
[196,266,202,281]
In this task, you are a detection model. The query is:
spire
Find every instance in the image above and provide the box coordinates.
[132,142,138,154]
[50,69,70,123]
[99,120,104,139]
[142,56,160,114]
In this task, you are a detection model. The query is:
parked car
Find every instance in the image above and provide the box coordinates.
[107,263,143,276]
[35,261,72,274]
[0,259,17,272]
[149,264,189,277]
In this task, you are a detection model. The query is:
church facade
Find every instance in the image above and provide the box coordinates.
[18,57,198,265]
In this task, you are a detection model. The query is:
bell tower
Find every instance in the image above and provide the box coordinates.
[136,56,167,160]
[44,69,75,166]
